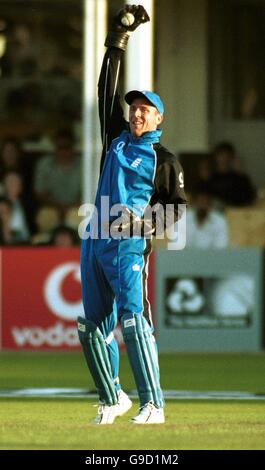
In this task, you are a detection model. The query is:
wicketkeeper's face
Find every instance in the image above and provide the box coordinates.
[129,98,163,137]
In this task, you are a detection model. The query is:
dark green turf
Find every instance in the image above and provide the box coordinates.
[1,351,265,392]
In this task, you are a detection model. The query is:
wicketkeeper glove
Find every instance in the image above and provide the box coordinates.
[111,207,155,238]
[105,4,150,51]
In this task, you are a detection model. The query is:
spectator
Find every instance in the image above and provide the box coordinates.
[209,142,256,207]
[49,225,79,247]
[185,185,228,249]
[34,129,81,217]
[0,137,36,224]
[0,137,23,179]
[0,196,29,245]
[2,23,57,78]
[197,157,212,187]
[2,171,31,242]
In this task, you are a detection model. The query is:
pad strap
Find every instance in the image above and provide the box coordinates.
[105,331,114,345]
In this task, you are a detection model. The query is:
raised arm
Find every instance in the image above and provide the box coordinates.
[98,4,150,172]
[98,48,127,158]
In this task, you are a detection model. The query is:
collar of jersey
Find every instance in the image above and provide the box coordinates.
[126,129,162,144]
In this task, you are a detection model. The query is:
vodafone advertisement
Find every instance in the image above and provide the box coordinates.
[0,248,154,351]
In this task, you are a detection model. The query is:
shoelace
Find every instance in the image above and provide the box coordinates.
[93,403,107,424]
[93,402,105,414]
[138,402,154,415]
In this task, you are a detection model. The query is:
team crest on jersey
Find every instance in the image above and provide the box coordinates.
[131,158,142,168]
[116,141,126,151]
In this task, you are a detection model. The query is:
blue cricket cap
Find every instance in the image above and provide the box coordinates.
[125,90,164,115]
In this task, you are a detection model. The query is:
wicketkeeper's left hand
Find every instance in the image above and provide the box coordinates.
[115,4,150,32]
[105,4,150,51]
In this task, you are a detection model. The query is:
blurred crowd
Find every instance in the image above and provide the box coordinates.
[0,129,81,247]
[0,133,263,249]
[184,142,258,249]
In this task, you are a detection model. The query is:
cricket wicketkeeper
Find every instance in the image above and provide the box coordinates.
[77,4,187,424]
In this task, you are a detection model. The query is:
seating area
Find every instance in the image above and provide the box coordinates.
[226,207,265,247]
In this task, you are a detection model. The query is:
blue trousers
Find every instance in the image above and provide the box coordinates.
[80,237,152,389]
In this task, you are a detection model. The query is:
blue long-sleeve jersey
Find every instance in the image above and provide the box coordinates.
[95,47,187,233]
[96,129,161,219]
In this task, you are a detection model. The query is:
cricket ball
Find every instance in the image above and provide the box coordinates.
[121,12,135,27]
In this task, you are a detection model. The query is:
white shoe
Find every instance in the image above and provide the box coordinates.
[93,390,132,424]
[116,390,133,417]
[93,402,118,425]
[131,402,165,424]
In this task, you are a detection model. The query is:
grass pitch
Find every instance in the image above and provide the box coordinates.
[0,352,265,450]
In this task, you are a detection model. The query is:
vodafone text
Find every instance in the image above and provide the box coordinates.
[12,323,79,347]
